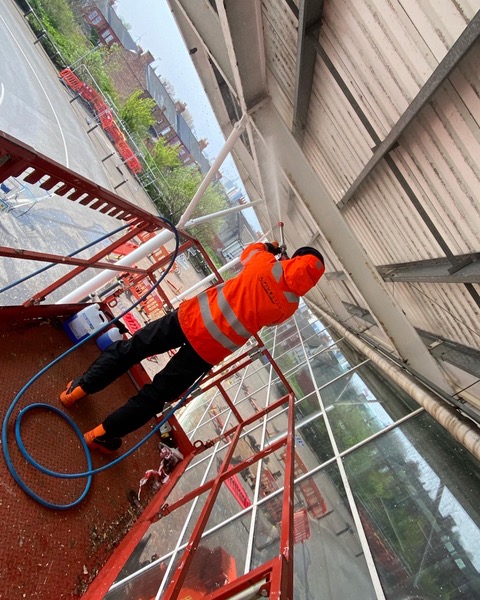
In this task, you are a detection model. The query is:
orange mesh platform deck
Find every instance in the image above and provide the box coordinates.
[1,307,162,600]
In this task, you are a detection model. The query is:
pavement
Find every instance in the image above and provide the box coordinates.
[0,0,158,210]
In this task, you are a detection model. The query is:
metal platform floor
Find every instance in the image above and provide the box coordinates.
[1,316,163,599]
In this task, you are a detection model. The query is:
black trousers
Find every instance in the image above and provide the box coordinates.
[79,310,212,437]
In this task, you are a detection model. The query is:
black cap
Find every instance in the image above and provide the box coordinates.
[291,246,324,264]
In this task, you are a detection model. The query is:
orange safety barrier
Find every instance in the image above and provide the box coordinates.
[105,122,125,144]
[122,155,142,173]
[58,69,143,175]
[122,312,142,335]
[283,449,328,518]
[136,231,157,243]
[116,140,142,173]
[293,508,311,544]
[59,68,83,91]
[96,106,114,130]
[122,274,164,315]
[111,241,138,257]
[116,139,135,160]
[79,84,97,102]
[135,235,169,264]
[224,473,252,509]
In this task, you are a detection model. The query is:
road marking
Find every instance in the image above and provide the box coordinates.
[0,14,69,167]
[0,82,4,107]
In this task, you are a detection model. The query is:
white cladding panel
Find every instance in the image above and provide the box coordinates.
[259,0,480,356]
[388,281,480,350]
[262,0,298,127]
[170,0,480,395]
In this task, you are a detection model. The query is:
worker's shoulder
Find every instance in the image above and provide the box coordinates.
[240,242,267,262]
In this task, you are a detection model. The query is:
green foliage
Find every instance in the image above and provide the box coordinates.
[80,46,120,101]
[148,137,182,172]
[119,90,156,140]
[143,140,229,262]
[21,0,117,97]
[33,0,79,37]
[144,144,230,263]
[26,0,87,62]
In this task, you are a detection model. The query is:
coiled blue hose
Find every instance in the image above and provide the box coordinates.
[1,216,201,510]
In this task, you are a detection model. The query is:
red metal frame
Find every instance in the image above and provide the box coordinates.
[0,242,149,274]
[1,130,298,599]
[0,131,203,305]
[81,358,297,600]
[0,131,157,226]
[21,225,150,305]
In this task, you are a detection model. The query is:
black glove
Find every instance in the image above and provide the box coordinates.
[265,241,282,256]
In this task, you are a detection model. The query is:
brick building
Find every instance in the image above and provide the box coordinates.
[81,0,210,173]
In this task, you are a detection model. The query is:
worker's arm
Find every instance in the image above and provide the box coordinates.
[240,241,281,264]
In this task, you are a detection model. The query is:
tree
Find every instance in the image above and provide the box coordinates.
[24,0,118,96]
[144,137,229,226]
[161,168,228,226]
[148,137,182,172]
[81,45,120,100]
[119,90,156,140]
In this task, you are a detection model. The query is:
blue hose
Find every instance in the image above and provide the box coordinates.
[1,216,198,510]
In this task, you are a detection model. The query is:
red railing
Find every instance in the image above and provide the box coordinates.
[0,130,202,305]
[1,130,298,600]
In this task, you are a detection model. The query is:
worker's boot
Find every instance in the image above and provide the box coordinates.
[60,378,88,408]
[84,424,122,455]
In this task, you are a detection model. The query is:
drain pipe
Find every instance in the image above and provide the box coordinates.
[56,115,248,304]
[309,301,480,460]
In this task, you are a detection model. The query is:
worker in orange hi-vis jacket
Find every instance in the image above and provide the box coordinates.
[59,242,325,454]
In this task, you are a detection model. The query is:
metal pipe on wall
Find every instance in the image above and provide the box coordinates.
[309,301,480,461]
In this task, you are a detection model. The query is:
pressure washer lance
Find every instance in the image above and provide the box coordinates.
[278,221,288,259]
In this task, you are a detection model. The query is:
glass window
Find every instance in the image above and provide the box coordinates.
[289,466,377,599]
[321,362,418,452]
[343,412,480,598]
[102,305,480,599]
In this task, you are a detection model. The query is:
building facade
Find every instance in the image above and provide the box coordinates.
[81,0,210,172]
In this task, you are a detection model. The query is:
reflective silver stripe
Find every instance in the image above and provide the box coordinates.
[241,248,261,265]
[217,285,251,340]
[271,261,283,282]
[198,294,242,352]
[284,291,299,305]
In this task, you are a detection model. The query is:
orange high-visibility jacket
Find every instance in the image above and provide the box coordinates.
[178,242,325,365]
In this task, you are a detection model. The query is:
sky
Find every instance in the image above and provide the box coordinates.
[114,0,242,186]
